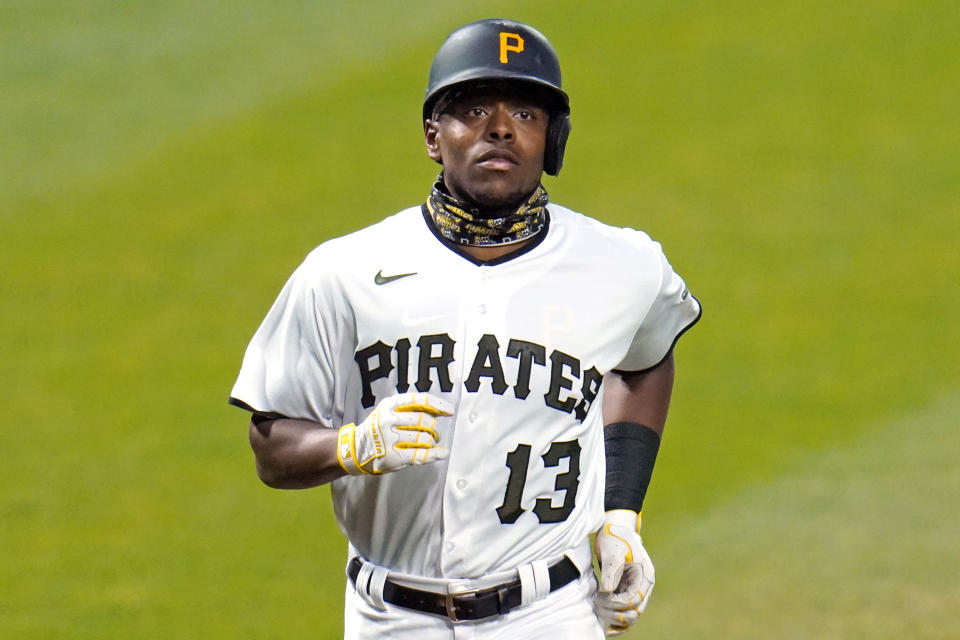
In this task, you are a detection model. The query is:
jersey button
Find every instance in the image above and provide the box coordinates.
[469,412,478,423]
[456,479,467,490]
[478,304,487,314]
[445,542,455,552]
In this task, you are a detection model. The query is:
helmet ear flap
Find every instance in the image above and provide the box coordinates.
[544,113,571,176]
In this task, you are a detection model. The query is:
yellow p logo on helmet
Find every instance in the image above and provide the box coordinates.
[499,32,524,63]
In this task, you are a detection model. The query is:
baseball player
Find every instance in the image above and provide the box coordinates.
[231,19,701,639]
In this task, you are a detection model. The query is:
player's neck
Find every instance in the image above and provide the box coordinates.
[426,174,548,253]
[458,239,534,261]
[450,192,531,221]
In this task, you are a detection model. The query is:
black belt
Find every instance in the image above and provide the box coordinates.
[347,556,580,622]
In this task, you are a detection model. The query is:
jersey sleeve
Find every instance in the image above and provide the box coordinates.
[229,252,350,424]
[615,249,701,372]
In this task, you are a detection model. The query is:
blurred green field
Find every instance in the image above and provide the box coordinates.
[2,1,958,638]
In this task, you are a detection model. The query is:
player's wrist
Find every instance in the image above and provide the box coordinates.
[604,509,642,533]
[337,423,372,475]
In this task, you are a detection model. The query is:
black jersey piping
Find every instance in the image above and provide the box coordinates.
[419,203,551,267]
[228,396,287,421]
[229,396,257,412]
[611,297,704,375]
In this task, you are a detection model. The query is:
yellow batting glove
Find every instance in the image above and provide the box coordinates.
[594,509,656,636]
[337,392,454,475]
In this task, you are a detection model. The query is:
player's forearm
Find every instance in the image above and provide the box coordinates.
[603,352,675,435]
[248,417,345,489]
[601,353,675,512]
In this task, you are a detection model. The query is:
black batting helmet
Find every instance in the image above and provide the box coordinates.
[423,19,571,176]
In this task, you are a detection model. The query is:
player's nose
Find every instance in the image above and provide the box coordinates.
[485,105,515,141]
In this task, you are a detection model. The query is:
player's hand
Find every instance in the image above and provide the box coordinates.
[594,509,656,636]
[336,392,454,475]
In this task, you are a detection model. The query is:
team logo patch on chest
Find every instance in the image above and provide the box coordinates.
[355,333,602,421]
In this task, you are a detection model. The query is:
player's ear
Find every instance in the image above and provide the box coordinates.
[424,119,443,165]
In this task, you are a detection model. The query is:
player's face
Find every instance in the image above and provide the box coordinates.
[426,84,549,213]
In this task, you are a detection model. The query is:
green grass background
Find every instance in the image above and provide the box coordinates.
[2,1,958,637]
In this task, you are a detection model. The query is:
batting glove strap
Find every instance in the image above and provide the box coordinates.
[604,508,643,535]
[337,422,378,475]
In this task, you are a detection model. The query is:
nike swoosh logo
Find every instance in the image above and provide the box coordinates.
[374,270,417,285]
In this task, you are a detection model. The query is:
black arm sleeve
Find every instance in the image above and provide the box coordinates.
[604,421,661,512]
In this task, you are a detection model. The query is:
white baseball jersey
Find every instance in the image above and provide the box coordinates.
[230,203,700,580]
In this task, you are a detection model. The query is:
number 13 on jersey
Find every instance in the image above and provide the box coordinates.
[496,439,581,524]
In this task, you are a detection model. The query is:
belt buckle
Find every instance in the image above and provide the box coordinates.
[444,587,480,623]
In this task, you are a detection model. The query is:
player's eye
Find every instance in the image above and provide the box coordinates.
[516,111,533,120]
[468,107,486,117]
